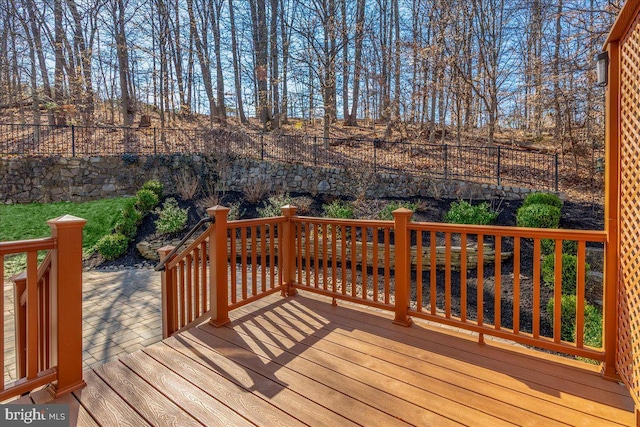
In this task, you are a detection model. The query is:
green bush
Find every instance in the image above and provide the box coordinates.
[95,233,129,260]
[142,180,164,200]
[516,204,561,229]
[546,295,577,342]
[444,200,498,225]
[546,295,602,348]
[377,201,419,220]
[541,239,578,256]
[257,193,293,218]
[583,304,603,348]
[322,200,354,219]
[541,253,590,296]
[522,192,563,210]
[227,202,244,221]
[136,189,159,213]
[155,198,189,234]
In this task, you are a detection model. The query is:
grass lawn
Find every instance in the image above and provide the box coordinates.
[1,197,135,277]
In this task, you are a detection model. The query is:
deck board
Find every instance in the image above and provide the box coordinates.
[235,296,631,423]
[32,291,634,426]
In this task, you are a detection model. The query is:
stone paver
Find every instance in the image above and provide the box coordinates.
[3,267,162,383]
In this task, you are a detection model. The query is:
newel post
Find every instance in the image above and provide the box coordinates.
[392,208,413,327]
[208,206,230,327]
[47,214,87,398]
[158,245,176,338]
[281,205,298,296]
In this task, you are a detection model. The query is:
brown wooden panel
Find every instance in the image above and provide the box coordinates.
[180,327,417,427]
[31,388,99,427]
[94,362,201,426]
[232,302,626,427]
[73,370,150,427]
[157,338,355,427]
[192,324,466,427]
[120,351,254,427]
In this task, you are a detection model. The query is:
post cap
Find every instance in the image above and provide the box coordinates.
[207,205,230,217]
[47,214,87,229]
[392,208,414,217]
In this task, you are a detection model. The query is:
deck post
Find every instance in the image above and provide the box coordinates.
[208,206,231,327]
[281,205,298,296]
[158,245,177,338]
[392,208,413,327]
[602,40,620,381]
[47,215,87,398]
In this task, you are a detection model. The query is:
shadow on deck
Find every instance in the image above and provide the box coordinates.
[14,291,634,426]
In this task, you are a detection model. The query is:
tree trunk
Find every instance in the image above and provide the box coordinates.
[228,0,247,123]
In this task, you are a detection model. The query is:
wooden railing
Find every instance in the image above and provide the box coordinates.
[160,205,613,371]
[0,215,86,401]
[159,206,286,336]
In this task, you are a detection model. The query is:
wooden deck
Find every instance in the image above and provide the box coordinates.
[14,291,634,426]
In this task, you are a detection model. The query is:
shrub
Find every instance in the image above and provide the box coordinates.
[516,204,561,229]
[95,233,129,260]
[444,200,498,225]
[244,179,271,203]
[378,201,419,220]
[257,193,293,218]
[114,206,141,239]
[522,192,563,210]
[175,170,200,200]
[541,253,590,296]
[583,304,603,348]
[541,239,578,256]
[136,189,159,213]
[142,180,164,200]
[227,202,244,221]
[546,295,577,342]
[155,198,189,234]
[292,196,314,214]
[322,200,354,219]
[546,295,602,348]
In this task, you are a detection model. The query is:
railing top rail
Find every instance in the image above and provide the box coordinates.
[292,216,395,228]
[407,221,607,241]
[0,238,56,255]
[227,216,285,227]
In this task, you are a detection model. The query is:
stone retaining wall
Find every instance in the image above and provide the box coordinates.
[0,155,538,204]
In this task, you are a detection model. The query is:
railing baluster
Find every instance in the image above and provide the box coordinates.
[186,254,193,323]
[331,225,337,293]
[0,253,4,391]
[372,228,379,302]
[416,231,423,312]
[461,233,467,322]
[297,223,302,283]
[494,236,501,330]
[362,227,368,300]
[445,232,451,318]
[553,239,563,343]
[322,223,328,291]
[305,222,311,287]
[477,235,484,328]
[252,226,257,296]
[230,229,237,304]
[513,237,520,334]
[179,260,186,327]
[576,240,587,348]
[533,238,541,339]
[261,225,267,292]
[351,226,357,298]
[430,231,437,315]
[313,223,319,288]
[241,227,248,300]
[194,247,200,317]
[342,226,348,296]
[384,228,390,304]
[269,225,276,289]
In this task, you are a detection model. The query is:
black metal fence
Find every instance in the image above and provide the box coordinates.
[0,123,559,191]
